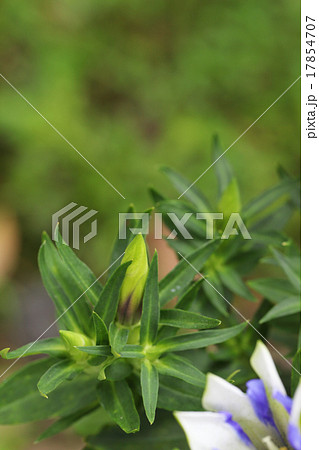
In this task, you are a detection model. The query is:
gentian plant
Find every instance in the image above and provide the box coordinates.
[0,227,244,442]
[0,144,300,449]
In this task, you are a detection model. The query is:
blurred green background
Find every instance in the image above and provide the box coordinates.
[0,0,300,448]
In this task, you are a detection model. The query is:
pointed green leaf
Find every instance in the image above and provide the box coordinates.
[155,354,205,388]
[119,345,145,359]
[176,279,203,310]
[76,345,112,357]
[248,278,297,303]
[161,166,211,212]
[86,409,188,450]
[159,309,220,329]
[0,358,97,425]
[203,274,229,316]
[35,405,98,443]
[38,233,92,335]
[37,359,82,397]
[140,252,160,346]
[156,200,207,239]
[212,135,233,198]
[156,322,246,353]
[105,359,132,381]
[148,186,166,203]
[140,360,159,424]
[157,376,203,411]
[251,203,294,232]
[159,239,220,306]
[109,323,129,354]
[55,229,102,306]
[97,380,140,433]
[242,179,299,220]
[93,311,108,345]
[0,338,67,360]
[94,262,131,328]
[271,247,301,292]
[218,267,255,301]
[217,178,241,221]
[259,297,301,323]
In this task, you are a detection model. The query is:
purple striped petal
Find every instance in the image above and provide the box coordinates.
[246,379,276,427]
[273,391,293,414]
[288,423,301,450]
[221,412,253,447]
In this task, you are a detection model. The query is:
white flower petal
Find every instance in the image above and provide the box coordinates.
[203,374,281,450]
[174,411,255,450]
[250,341,286,395]
[250,341,289,437]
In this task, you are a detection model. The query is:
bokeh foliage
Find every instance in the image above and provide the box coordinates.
[0,0,300,269]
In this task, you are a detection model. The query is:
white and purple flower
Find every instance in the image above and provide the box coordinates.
[175,341,301,450]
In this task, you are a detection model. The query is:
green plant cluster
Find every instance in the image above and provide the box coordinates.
[0,146,300,449]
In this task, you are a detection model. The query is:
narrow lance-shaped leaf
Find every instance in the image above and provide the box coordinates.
[148,186,165,204]
[76,345,112,357]
[93,311,108,345]
[104,359,132,381]
[55,227,102,306]
[159,239,220,307]
[154,353,206,388]
[217,178,241,224]
[94,262,131,328]
[212,135,233,198]
[119,345,145,359]
[176,279,203,310]
[35,405,98,443]
[97,380,140,433]
[203,274,229,317]
[37,359,83,398]
[140,251,160,346]
[250,202,294,232]
[157,200,207,239]
[157,377,203,411]
[86,405,189,450]
[159,309,220,329]
[155,322,246,353]
[0,358,97,425]
[140,360,159,424]
[38,233,92,336]
[161,166,211,212]
[109,322,129,354]
[218,267,256,302]
[271,247,301,292]
[242,178,299,220]
[248,278,297,303]
[259,297,301,323]
[0,338,67,360]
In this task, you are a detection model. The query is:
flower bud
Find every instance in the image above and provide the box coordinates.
[118,234,148,324]
[59,330,94,361]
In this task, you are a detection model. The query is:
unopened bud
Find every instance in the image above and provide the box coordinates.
[118,234,148,324]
